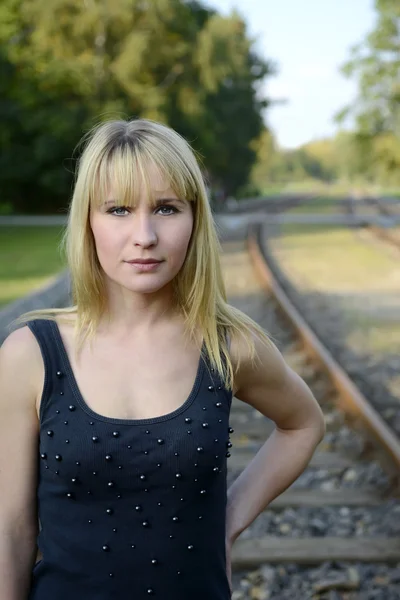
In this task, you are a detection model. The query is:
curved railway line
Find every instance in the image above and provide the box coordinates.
[219,218,400,599]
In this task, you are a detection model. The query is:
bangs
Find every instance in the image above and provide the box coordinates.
[89,138,198,210]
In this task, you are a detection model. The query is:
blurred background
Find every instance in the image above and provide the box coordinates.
[0,0,399,349]
[1,2,400,597]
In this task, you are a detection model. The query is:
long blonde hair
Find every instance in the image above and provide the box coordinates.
[10,118,271,390]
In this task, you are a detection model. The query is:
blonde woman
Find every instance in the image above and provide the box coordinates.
[0,118,325,599]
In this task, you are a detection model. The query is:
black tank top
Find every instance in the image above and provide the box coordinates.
[27,318,233,600]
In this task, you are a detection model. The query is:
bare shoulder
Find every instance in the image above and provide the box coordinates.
[0,325,44,411]
[230,329,286,397]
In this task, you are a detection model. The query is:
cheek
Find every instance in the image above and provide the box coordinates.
[91,218,123,261]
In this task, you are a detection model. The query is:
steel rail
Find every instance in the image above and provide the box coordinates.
[247,222,400,480]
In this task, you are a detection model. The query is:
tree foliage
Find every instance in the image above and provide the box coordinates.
[0,0,274,213]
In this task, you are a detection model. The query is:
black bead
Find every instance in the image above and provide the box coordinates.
[175,473,182,479]
[139,474,146,480]
[64,421,68,425]
[197,447,204,453]
[142,521,150,527]
[177,570,182,575]
[87,491,92,495]
[127,445,132,449]
[227,441,232,448]
[214,439,219,443]
[109,573,114,577]
[55,470,59,475]
[56,410,60,414]
[88,519,92,523]
[144,451,149,455]
[117,494,122,499]
[157,463,162,467]
[202,407,207,411]
[65,440,70,444]
[202,423,209,428]
[55,454,62,461]
[112,431,120,438]
[106,508,113,515]
[187,430,192,435]
[184,418,192,423]
[89,422,94,425]
[226,452,231,457]
[92,436,99,443]
[113,528,117,532]
[45,466,49,470]
[218,419,222,423]
[187,545,194,551]
[108,481,114,488]
[157,502,162,507]
[172,485,176,489]
[157,439,164,445]
[172,516,179,522]
[118,466,123,470]
[56,371,63,378]
[105,454,112,461]
[60,391,64,396]
[151,559,158,565]
[71,477,78,483]
[76,461,80,466]
[102,545,110,552]
[208,385,214,391]
[135,505,142,512]
[217,385,223,390]
[147,590,154,595]
[228,427,234,434]
[213,467,219,473]
[40,453,47,460]
[215,402,222,407]
[66,492,74,499]
[174,452,179,456]
[68,405,75,411]
[47,430,54,437]
[145,430,150,434]
[169,535,174,539]
[131,544,136,549]
[200,489,206,495]
[194,463,198,467]
[93,471,98,475]
[198,515,203,520]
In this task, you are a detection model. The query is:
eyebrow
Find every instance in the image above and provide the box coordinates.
[104,197,187,206]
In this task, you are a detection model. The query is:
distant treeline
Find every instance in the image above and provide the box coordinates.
[0,0,275,214]
[248,0,400,195]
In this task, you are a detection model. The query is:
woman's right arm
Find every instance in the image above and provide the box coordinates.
[0,327,42,600]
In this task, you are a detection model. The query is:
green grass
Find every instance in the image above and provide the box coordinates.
[268,224,400,357]
[288,197,344,214]
[0,226,67,308]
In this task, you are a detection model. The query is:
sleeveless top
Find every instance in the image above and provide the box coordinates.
[27,318,233,600]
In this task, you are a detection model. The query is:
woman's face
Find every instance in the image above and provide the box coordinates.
[89,165,194,296]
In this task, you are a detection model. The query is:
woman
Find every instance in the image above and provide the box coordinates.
[0,118,325,599]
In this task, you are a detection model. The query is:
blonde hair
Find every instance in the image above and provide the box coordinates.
[10,118,271,390]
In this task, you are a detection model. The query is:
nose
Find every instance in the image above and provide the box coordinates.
[132,212,158,248]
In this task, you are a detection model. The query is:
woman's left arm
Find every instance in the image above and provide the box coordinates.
[226,333,326,545]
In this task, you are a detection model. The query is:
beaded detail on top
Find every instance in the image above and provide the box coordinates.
[28,319,233,600]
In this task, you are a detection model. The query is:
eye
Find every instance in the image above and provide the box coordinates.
[156,205,180,216]
[107,206,130,216]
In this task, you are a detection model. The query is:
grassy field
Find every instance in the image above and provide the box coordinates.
[288,197,345,215]
[268,224,400,358]
[0,226,67,308]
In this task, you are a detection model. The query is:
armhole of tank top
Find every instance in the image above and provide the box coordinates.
[26,319,54,423]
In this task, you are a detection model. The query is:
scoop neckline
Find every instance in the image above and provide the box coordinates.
[49,319,206,426]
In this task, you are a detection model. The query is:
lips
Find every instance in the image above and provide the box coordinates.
[126,259,162,264]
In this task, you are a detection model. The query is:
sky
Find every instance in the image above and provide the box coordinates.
[207,0,377,149]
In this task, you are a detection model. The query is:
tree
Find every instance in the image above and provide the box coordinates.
[0,0,274,213]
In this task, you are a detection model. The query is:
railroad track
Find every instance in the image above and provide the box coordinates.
[219,221,400,599]
[346,196,400,250]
